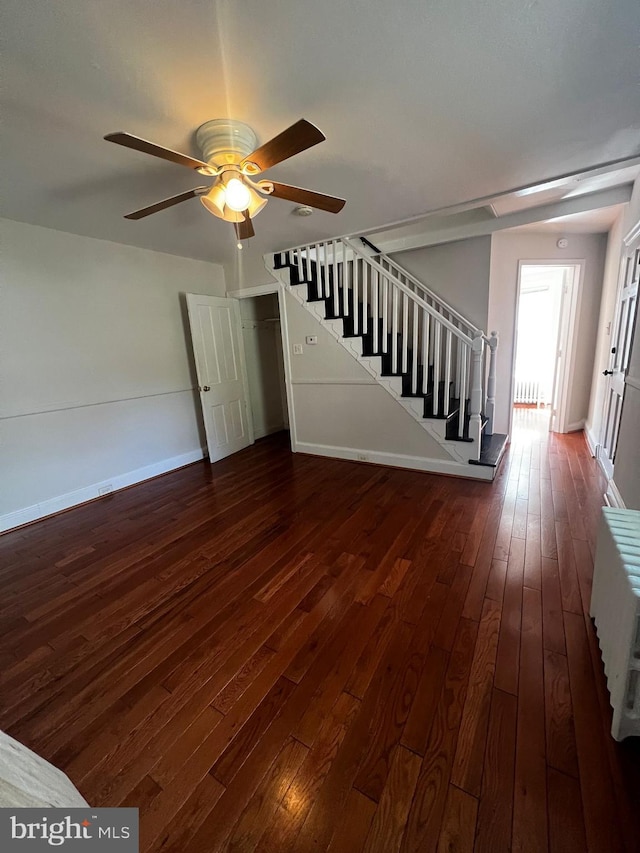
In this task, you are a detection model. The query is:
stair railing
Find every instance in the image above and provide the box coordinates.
[358,238,481,340]
[276,239,494,458]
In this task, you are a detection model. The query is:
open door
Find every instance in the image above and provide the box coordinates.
[600,236,639,479]
[186,294,253,463]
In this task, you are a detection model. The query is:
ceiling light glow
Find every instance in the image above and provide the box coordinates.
[225,178,251,212]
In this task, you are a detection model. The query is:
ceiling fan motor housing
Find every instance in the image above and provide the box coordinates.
[195,119,258,168]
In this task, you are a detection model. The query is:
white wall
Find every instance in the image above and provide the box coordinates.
[611,180,640,509]
[390,236,492,332]
[225,252,278,294]
[488,231,607,435]
[240,295,287,439]
[282,289,452,464]
[585,212,625,450]
[0,218,225,530]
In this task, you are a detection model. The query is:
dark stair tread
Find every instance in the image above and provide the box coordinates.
[469,432,509,467]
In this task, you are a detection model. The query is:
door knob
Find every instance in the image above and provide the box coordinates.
[200,385,211,392]
[602,370,613,376]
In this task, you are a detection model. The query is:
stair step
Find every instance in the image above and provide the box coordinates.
[469,432,509,467]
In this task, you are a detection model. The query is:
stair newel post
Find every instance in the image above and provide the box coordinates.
[469,332,485,460]
[485,331,498,436]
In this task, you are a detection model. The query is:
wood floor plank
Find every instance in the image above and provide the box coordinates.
[326,788,377,853]
[540,556,566,655]
[223,736,309,853]
[364,745,422,853]
[451,596,501,797]
[254,691,360,852]
[547,767,587,853]
[512,586,548,853]
[436,784,478,853]
[543,649,579,778]
[494,537,525,695]
[401,645,449,757]
[400,618,478,853]
[475,688,517,853]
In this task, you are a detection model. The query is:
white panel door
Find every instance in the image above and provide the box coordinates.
[186,294,253,463]
[600,239,639,479]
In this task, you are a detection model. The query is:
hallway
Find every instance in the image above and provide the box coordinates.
[0,420,638,852]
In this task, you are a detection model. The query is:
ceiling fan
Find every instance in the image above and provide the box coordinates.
[104,118,346,240]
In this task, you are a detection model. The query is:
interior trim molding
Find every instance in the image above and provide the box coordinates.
[623,217,640,247]
[290,378,376,386]
[605,479,626,509]
[566,419,586,433]
[294,441,495,481]
[0,448,206,534]
[230,281,280,299]
[2,387,197,421]
[584,425,599,458]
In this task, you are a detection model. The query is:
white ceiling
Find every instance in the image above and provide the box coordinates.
[2,0,639,277]
[507,203,626,234]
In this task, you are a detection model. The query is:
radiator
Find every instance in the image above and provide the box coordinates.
[590,507,640,741]
[514,378,543,405]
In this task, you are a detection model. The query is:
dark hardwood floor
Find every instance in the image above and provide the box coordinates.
[1,409,638,852]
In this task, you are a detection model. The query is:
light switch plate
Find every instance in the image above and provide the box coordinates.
[305,335,318,345]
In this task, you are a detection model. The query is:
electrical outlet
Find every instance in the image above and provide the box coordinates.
[293,344,303,355]
[356,453,369,462]
[98,484,113,496]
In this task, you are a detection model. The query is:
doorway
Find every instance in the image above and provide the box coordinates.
[512,263,580,433]
[240,293,289,440]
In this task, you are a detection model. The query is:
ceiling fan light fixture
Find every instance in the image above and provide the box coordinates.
[225,177,252,212]
[200,184,242,222]
[200,176,267,223]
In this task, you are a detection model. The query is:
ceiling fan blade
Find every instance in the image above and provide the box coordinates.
[234,211,255,240]
[124,187,208,220]
[241,119,325,173]
[105,132,210,171]
[269,182,346,213]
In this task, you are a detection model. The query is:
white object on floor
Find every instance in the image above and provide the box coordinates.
[0,730,89,807]
[590,507,640,741]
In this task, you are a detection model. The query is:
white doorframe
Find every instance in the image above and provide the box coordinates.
[231,282,297,451]
[511,260,584,435]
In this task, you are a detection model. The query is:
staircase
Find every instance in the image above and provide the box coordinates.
[267,237,507,477]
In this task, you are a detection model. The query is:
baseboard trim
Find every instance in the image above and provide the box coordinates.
[294,442,495,480]
[253,424,286,440]
[584,425,599,458]
[566,419,586,433]
[1,448,207,534]
[604,479,626,509]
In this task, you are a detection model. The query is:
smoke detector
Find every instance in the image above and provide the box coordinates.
[295,205,314,216]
